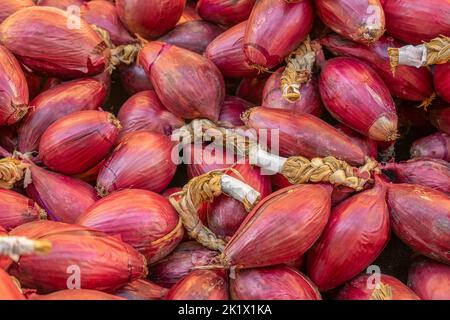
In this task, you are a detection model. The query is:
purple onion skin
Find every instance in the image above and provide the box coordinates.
[117,90,184,137]
[386,183,450,265]
[197,0,256,26]
[411,133,450,162]
[244,0,314,70]
[119,64,153,95]
[408,257,450,300]
[231,266,322,300]
[150,241,217,288]
[218,96,254,127]
[382,158,450,195]
[235,76,268,106]
[435,64,450,103]
[18,78,106,154]
[0,0,34,24]
[205,21,258,79]
[158,21,223,54]
[320,34,434,102]
[262,67,323,117]
[319,57,397,142]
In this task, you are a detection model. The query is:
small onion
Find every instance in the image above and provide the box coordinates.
[197,0,256,26]
[0,0,34,24]
[434,64,450,103]
[236,76,268,105]
[430,107,450,135]
[0,269,24,300]
[408,257,450,300]
[115,279,168,300]
[118,63,153,95]
[218,96,254,128]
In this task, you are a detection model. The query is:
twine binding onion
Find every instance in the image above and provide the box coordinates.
[0,236,51,261]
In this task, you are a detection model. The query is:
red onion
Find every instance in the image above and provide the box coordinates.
[24,71,42,101]
[185,143,235,179]
[435,64,450,103]
[244,0,314,70]
[36,0,84,10]
[431,107,450,135]
[236,76,268,105]
[115,279,168,300]
[0,226,12,270]
[138,41,225,121]
[319,57,398,142]
[165,269,229,300]
[262,67,323,116]
[77,189,184,263]
[335,124,378,159]
[386,183,450,264]
[119,63,153,95]
[316,0,385,45]
[9,223,148,293]
[307,181,390,291]
[0,45,29,126]
[39,110,121,175]
[116,0,185,39]
[382,0,450,45]
[26,163,98,223]
[222,184,332,269]
[0,189,46,231]
[337,274,420,300]
[0,7,110,78]
[159,21,223,54]
[150,241,217,288]
[242,107,367,165]
[96,131,177,195]
[411,133,450,162]
[408,257,450,300]
[0,269,24,300]
[320,34,434,103]
[197,0,256,26]
[117,90,184,137]
[0,126,18,154]
[218,96,254,128]
[231,265,321,300]
[382,158,450,194]
[205,21,257,78]
[81,0,134,46]
[0,0,34,24]
[29,289,125,300]
[18,78,106,154]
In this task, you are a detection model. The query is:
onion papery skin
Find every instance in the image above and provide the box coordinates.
[231,265,321,300]
[431,107,450,135]
[307,182,390,291]
[434,64,450,103]
[0,226,12,270]
[36,0,84,10]
[162,187,208,226]
[159,21,223,54]
[0,7,110,79]
[205,21,257,79]
[386,183,450,264]
[0,189,45,231]
[319,57,398,142]
[320,34,434,102]
[262,67,323,116]
[81,0,134,46]
[0,0,34,24]
[26,163,98,223]
[411,133,450,162]
[77,189,184,264]
[9,225,148,293]
[0,45,29,126]
[382,158,450,194]
[337,274,420,300]
[96,131,177,195]
[335,124,378,159]
[218,96,254,128]
[408,257,450,300]
[197,0,256,26]
[150,241,217,288]
[0,268,25,300]
[116,0,185,39]
[243,0,314,70]
[236,76,267,105]
[119,63,153,95]
[39,110,121,175]
[10,220,91,239]
[29,289,125,300]
[138,41,225,121]
[223,184,332,269]
[165,269,229,300]
[115,279,168,300]
[382,0,450,45]
[243,107,367,165]
[316,0,385,45]
[18,78,106,154]
[117,90,184,137]
[0,126,18,154]
[178,2,201,25]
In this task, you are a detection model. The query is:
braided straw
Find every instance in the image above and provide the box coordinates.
[387,47,399,75]
[424,35,450,65]
[0,158,29,190]
[371,283,393,300]
[0,236,52,262]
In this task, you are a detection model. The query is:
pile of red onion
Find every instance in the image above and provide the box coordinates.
[0,0,448,302]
